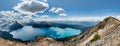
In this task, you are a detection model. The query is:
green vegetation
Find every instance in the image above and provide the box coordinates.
[90,32,101,42]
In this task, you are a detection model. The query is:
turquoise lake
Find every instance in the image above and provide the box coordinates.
[10,26,81,41]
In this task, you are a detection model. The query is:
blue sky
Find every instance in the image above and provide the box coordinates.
[0,0,120,17]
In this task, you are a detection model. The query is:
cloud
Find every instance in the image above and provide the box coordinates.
[49,7,65,13]
[55,8,65,13]
[49,7,56,13]
[33,16,120,21]
[0,11,22,32]
[40,0,47,2]
[21,0,47,2]
[14,0,49,15]
[0,11,20,16]
[40,15,49,18]
[59,13,67,16]
[49,7,67,17]
[0,11,21,21]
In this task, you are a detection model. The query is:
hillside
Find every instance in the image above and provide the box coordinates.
[72,16,120,46]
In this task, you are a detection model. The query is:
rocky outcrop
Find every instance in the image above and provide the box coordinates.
[27,36,63,46]
[0,37,26,46]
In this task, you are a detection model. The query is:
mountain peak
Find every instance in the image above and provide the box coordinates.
[99,16,120,27]
[103,16,120,23]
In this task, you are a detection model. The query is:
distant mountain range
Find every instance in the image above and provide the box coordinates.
[0,20,98,32]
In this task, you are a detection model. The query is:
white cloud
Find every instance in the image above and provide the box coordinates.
[0,11,20,16]
[0,11,21,21]
[33,16,120,21]
[49,7,67,17]
[0,11,22,31]
[40,0,48,2]
[14,0,49,15]
[49,7,56,13]
[40,15,49,18]
[54,8,65,13]
[59,13,67,16]
[49,7,65,13]
[21,0,47,2]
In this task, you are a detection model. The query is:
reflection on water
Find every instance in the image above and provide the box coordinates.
[10,26,81,41]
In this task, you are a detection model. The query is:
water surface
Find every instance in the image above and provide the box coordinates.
[10,26,81,41]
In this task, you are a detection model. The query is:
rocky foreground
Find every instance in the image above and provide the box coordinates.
[0,16,120,46]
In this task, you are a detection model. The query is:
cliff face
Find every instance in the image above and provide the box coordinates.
[0,17,120,46]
